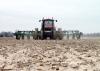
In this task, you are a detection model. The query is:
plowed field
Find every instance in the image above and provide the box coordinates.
[0,38,100,71]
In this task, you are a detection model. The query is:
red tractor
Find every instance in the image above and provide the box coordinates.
[33,18,63,40]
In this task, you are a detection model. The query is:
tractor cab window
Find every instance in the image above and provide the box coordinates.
[44,20,53,28]
[44,20,53,25]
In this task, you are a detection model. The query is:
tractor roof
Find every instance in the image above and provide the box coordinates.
[42,19,54,21]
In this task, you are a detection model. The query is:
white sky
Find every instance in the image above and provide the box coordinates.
[0,0,100,33]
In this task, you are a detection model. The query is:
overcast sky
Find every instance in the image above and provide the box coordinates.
[0,0,100,33]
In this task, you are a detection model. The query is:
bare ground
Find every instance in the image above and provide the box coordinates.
[0,38,100,71]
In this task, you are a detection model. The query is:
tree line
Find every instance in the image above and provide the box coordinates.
[0,32,14,37]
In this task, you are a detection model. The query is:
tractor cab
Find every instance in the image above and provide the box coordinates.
[44,19,54,28]
[38,18,57,39]
[41,19,55,31]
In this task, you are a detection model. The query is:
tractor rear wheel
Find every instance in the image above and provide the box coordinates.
[40,30,44,40]
[53,29,57,40]
[57,28,63,40]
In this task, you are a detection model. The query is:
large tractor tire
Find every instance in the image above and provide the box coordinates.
[53,29,57,40]
[40,30,44,40]
[33,28,38,40]
[57,28,63,40]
